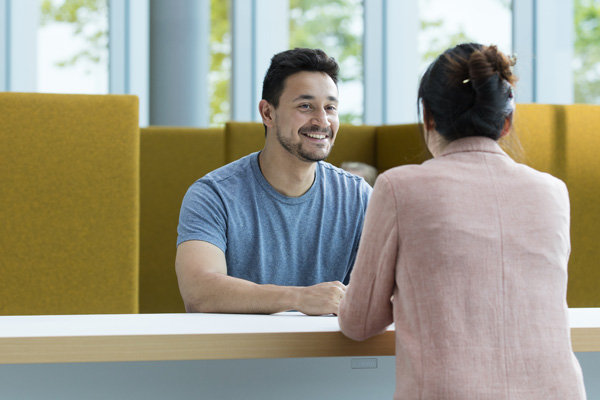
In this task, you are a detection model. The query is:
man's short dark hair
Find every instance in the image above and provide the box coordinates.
[262,48,339,108]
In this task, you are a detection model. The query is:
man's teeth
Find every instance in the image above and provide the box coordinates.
[305,133,326,139]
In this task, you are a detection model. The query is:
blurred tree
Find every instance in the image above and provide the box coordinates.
[418,0,516,71]
[418,0,478,71]
[40,0,107,70]
[209,0,231,126]
[574,0,600,104]
[420,19,473,69]
[289,0,363,124]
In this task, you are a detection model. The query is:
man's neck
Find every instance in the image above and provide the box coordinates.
[258,147,317,198]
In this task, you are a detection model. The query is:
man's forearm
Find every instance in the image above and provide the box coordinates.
[183,272,300,314]
[184,273,344,315]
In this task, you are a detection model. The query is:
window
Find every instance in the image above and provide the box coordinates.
[38,0,108,94]
[418,0,512,74]
[289,0,364,124]
[209,0,231,126]
[574,0,600,104]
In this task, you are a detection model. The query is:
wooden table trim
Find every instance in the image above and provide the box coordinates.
[0,331,396,364]
[571,327,600,352]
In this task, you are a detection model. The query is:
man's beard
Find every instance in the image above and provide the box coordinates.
[275,123,334,162]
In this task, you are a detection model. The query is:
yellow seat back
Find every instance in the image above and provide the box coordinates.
[0,93,139,315]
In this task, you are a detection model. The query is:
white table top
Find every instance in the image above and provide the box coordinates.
[0,312,344,338]
[568,308,600,328]
[0,308,597,338]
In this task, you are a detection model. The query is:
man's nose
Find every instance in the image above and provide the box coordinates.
[311,108,331,127]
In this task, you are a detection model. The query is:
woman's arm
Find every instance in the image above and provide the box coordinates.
[338,174,398,340]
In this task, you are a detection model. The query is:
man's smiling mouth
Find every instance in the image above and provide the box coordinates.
[299,126,332,140]
[304,132,327,139]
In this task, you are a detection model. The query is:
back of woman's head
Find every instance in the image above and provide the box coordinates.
[418,43,517,141]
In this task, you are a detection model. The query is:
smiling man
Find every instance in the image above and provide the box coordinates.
[175,48,372,315]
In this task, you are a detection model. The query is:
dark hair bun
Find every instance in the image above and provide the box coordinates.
[418,43,517,142]
[467,45,516,85]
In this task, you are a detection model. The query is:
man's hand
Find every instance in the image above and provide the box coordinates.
[295,281,347,316]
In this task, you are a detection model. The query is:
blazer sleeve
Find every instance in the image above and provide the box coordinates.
[338,174,398,341]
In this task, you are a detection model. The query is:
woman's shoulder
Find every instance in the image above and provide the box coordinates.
[511,160,568,190]
[378,159,445,184]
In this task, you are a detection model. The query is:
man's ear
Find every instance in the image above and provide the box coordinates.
[500,113,513,138]
[259,100,275,128]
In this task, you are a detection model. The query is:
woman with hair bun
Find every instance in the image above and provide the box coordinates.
[338,43,586,399]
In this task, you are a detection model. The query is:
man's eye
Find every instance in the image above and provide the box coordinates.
[299,104,311,109]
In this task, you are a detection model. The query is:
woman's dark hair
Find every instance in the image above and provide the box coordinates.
[418,43,517,141]
[262,48,339,108]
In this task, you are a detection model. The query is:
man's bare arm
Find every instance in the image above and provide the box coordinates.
[175,240,346,315]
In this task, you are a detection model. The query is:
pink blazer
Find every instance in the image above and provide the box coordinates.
[338,137,586,399]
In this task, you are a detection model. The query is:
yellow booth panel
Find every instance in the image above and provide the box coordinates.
[139,127,226,313]
[327,123,377,168]
[376,123,432,172]
[0,93,139,315]
[514,104,600,307]
[224,122,265,163]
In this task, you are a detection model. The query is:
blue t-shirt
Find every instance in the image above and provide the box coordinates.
[177,152,372,286]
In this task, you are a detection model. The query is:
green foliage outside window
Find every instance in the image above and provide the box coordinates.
[40,0,107,69]
[574,0,600,104]
[209,0,231,126]
[419,18,473,70]
[418,0,511,70]
[289,0,364,125]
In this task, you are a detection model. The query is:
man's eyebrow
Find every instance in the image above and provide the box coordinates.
[292,94,339,102]
[292,94,314,102]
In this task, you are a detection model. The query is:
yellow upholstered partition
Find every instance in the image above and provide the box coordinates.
[0,93,139,315]
[225,122,265,163]
[327,124,377,167]
[139,127,226,313]
[225,122,377,167]
[376,123,432,172]
[514,104,600,307]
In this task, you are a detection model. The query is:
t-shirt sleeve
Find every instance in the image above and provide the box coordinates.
[361,179,373,211]
[176,180,227,251]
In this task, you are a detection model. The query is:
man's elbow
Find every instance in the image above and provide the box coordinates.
[177,269,226,314]
[182,296,220,313]
[183,301,203,313]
